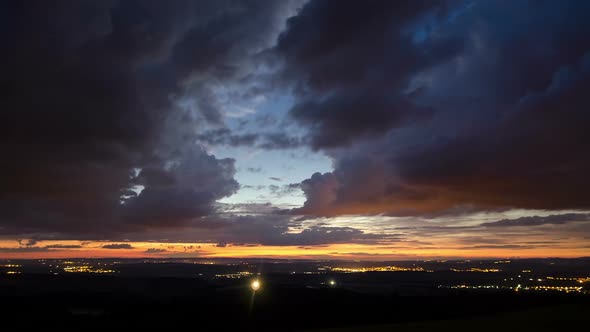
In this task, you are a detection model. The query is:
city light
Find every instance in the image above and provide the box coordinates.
[62,265,116,274]
[443,280,587,294]
[331,265,429,273]
[214,271,252,279]
[450,268,500,273]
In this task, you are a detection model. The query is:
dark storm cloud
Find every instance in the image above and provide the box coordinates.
[102,243,134,250]
[482,214,590,228]
[0,0,296,238]
[284,0,590,216]
[275,0,462,149]
[122,146,239,226]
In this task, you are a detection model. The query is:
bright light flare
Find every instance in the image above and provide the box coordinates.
[251,279,261,291]
[329,280,336,286]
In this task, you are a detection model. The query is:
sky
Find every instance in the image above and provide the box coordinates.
[1,0,590,260]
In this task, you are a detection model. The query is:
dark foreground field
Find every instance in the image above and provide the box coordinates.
[1,274,589,331]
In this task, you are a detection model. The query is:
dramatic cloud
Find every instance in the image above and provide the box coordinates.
[121,146,239,226]
[275,0,462,149]
[2,0,590,255]
[102,243,134,250]
[285,0,590,216]
[0,0,298,238]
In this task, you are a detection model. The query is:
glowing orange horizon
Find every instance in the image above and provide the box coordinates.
[0,240,587,260]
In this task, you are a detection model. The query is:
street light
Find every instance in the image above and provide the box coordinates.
[251,279,261,291]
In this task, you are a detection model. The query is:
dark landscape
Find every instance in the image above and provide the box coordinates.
[2,258,589,330]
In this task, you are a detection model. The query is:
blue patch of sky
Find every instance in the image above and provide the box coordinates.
[212,93,333,207]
